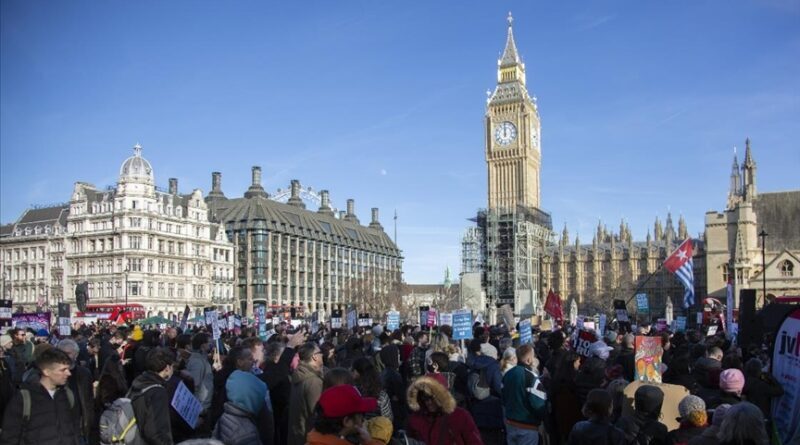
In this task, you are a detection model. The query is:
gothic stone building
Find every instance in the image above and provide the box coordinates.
[705,139,800,307]
[542,215,706,318]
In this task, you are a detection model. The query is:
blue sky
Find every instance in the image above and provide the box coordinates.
[2,1,798,284]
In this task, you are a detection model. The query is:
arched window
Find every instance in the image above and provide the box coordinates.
[722,264,730,283]
[781,260,794,277]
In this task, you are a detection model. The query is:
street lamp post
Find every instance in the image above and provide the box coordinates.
[758,229,768,306]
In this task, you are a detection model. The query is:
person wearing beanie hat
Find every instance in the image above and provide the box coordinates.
[365,416,393,445]
[687,404,730,445]
[717,368,745,405]
[668,395,708,445]
[130,325,144,342]
[616,385,669,445]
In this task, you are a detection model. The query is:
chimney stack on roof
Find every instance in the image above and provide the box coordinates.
[244,166,268,199]
[318,190,334,216]
[339,210,347,220]
[344,199,359,224]
[287,179,305,209]
[168,178,178,195]
[206,171,226,201]
[369,207,383,230]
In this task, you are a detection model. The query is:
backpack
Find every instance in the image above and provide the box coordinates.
[467,367,491,400]
[19,387,75,442]
[98,384,160,445]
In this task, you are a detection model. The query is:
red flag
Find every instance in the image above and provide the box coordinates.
[544,289,564,324]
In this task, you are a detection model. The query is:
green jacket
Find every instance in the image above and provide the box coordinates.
[501,365,547,426]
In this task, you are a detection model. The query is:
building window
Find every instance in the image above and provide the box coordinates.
[722,264,730,283]
[781,260,794,277]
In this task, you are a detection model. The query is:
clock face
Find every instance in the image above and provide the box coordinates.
[494,121,517,146]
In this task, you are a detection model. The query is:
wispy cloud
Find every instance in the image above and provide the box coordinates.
[574,13,617,31]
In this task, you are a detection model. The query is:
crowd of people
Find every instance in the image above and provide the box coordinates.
[0,316,787,445]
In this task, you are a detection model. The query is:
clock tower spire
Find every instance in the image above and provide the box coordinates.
[486,12,542,212]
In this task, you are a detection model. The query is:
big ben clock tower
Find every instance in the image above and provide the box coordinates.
[486,13,541,212]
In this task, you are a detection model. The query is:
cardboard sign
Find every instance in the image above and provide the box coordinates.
[209,311,221,340]
[347,309,357,329]
[427,309,436,327]
[771,309,800,444]
[572,329,598,357]
[57,303,71,337]
[419,306,429,328]
[519,319,532,345]
[634,336,664,383]
[706,325,718,336]
[386,311,400,332]
[171,380,202,429]
[452,309,473,340]
[636,293,649,311]
[438,312,453,327]
[621,381,689,432]
[540,319,554,332]
[499,304,514,330]
[583,321,596,331]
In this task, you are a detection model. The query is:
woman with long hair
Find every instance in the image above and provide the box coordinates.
[500,347,517,375]
[352,357,392,421]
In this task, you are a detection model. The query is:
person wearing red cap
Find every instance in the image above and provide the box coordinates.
[305,384,384,445]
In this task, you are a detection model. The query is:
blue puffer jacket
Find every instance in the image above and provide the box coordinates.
[213,402,262,445]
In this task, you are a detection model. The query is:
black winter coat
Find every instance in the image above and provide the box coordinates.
[0,382,81,445]
[130,371,173,445]
[67,364,96,443]
[260,346,295,445]
[567,419,626,445]
[213,402,263,445]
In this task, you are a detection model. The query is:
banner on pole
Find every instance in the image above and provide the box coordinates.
[572,329,597,357]
[171,380,202,429]
[452,309,473,340]
[386,311,400,332]
[519,319,532,345]
[634,336,664,383]
[636,293,649,311]
[12,312,50,334]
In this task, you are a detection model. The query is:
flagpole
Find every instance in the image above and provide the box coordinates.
[625,263,664,308]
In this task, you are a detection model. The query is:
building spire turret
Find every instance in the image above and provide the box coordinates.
[678,214,688,240]
[497,12,526,85]
[742,138,757,201]
[562,223,569,246]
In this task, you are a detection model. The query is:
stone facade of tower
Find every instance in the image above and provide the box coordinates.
[705,139,800,307]
[486,14,542,212]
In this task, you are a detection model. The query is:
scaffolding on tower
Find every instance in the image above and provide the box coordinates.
[472,206,554,318]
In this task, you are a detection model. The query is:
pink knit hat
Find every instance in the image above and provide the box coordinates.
[719,368,745,395]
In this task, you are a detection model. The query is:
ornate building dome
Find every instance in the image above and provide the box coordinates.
[119,143,154,184]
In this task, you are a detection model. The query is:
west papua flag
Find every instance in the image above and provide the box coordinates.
[664,239,695,308]
[544,289,564,324]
